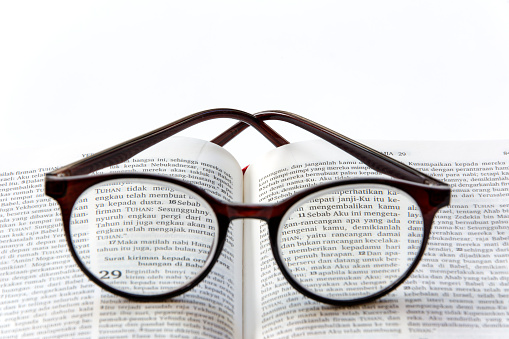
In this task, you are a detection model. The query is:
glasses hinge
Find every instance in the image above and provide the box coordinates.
[45,178,67,199]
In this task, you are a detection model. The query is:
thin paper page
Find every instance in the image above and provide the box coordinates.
[0,136,245,339]
[243,139,508,339]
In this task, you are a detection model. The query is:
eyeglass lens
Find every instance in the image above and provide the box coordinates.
[70,178,219,296]
[278,184,424,301]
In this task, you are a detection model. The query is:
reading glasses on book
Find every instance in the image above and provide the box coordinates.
[45,109,450,306]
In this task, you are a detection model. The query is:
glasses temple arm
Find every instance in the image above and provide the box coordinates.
[211,111,445,186]
[50,107,446,187]
[260,111,446,186]
[51,109,287,177]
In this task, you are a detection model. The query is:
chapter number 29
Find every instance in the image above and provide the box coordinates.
[99,270,122,279]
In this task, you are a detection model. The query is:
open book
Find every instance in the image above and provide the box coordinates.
[1,136,508,338]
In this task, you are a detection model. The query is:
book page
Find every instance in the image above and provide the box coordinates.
[0,136,244,339]
[244,139,509,339]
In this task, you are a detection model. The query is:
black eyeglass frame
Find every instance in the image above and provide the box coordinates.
[45,108,451,306]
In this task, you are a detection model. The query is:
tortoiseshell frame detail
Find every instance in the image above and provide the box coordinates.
[46,109,450,306]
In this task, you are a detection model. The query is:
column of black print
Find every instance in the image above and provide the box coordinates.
[281,188,418,298]
[91,156,239,338]
[403,160,509,331]
[258,160,407,337]
[0,169,94,338]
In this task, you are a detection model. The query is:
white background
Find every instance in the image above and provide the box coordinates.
[1,0,508,169]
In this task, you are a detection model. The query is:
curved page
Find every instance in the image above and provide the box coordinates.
[0,136,244,339]
[243,139,509,339]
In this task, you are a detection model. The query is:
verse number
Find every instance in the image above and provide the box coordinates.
[504,151,509,156]
[99,270,122,279]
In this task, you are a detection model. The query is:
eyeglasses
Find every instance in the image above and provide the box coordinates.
[45,109,450,306]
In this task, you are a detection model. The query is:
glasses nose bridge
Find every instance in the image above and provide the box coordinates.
[225,204,275,222]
